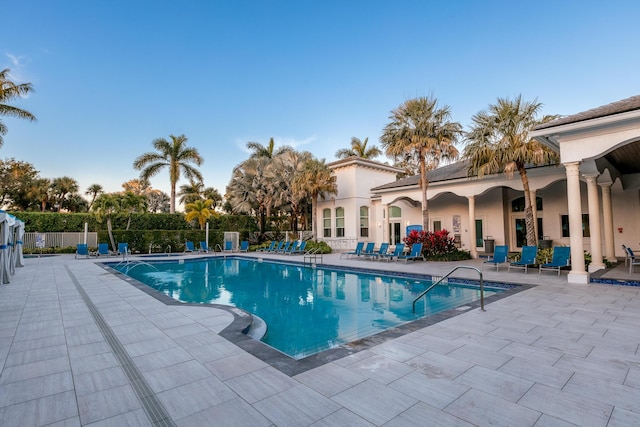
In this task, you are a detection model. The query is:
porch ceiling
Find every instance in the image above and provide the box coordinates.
[602,139,640,175]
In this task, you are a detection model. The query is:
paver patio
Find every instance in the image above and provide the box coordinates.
[0,253,639,426]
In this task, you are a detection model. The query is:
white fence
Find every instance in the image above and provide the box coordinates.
[23,232,98,249]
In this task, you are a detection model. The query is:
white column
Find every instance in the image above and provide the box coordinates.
[600,183,616,262]
[384,204,390,245]
[565,162,588,283]
[585,174,605,272]
[467,196,478,259]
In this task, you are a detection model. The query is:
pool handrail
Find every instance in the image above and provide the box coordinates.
[412,266,485,314]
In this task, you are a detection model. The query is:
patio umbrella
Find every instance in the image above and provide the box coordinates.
[14,218,24,268]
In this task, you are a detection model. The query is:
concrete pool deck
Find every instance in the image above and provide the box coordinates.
[1,253,639,426]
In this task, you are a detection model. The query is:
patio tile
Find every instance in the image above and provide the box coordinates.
[185,339,244,363]
[132,347,194,372]
[608,407,640,427]
[4,343,68,367]
[331,379,418,425]
[70,352,120,376]
[563,373,640,413]
[225,366,299,403]
[156,377,237,420]
[452,332,511,352]
[388,372,469,409]
[144,359,212,393]
[531,335,594,358]
[498,356,573,389]
[73,366,130,396]
[454,365,534,402]
[406,351,474,380]
[177,397,271,427]
[445,388,540,426]
[310,408,374,426]
[447,343,513,369]
[625,367,640,388]
[0,371,74,407]
[369,341,426,362]
[77,384,141,425]
[205,351,268,381]
[123,336,178,358]
[384,401,475,426]
[499,341,564,365]
[518,383,612,427]
[553,354,629,384]
[162,322,208,339]
[532,414,581,427]
[294,363,367,397]
[0,355,70,384]
[343,353,414,385]
[254,384,341,426]
[67,340,112,359]
[0,390,78,426]
[83,409,150,427]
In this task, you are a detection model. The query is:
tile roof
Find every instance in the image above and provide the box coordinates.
[535,94,640,130]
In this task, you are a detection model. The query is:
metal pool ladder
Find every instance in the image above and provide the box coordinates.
[412,266,485,314]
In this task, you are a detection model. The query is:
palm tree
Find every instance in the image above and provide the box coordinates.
[202,187,222,209]
[28,178,51,212]
[121,191,147,230]
[271,150,313,232]
[133,134,203,214]
[246,137,292,159]
[463,95,559,246]
[121,178,150,195]
[85,184,103,210]
[380,96,462,230]
[185,199,218,230]
[50,176,79,212]
[146,189,171,213]
[292,158,337,241]
[178,180,205,205]
[0,68,36,147]
[92,193,121,251]
[226,156,273,232]
[335,137,382,159]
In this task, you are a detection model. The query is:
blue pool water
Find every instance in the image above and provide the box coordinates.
[112,257,501,359]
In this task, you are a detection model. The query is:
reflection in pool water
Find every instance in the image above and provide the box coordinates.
[113,257,500,359]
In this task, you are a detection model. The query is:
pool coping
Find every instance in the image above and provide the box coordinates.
[99,257,533,376]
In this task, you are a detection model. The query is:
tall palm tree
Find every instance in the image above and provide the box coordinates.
[202,187,222,209]
[0,68,36,147]
[85,184,103,210]
[121,191,147,230]
[463,95,559,246]
[50,176,79,212]
[146,189,171,213]
[178,180,205,205]
[92,193,121,251]
[226,156,273,232]
[380,96,462,230]
[185,199,218,230]
[246,137,293,159]
[28,178,51,212]
[292,158,337,241]
[271,150,313,232]
[133,134,203,214]
[335,137,382,159]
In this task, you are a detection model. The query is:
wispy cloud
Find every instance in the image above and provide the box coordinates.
[4,53,32,83]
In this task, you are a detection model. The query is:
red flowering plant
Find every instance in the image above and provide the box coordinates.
[403,229,457,258]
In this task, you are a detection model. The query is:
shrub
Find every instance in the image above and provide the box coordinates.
[403,229,457,257]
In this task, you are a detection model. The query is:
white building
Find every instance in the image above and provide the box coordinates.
[318,95,640,284]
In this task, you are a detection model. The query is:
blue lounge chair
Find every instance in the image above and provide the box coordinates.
[626,247,640,274]
[96,242,113,257]
[240,240,249,252]
[508,245,537,274]
[270,241,285,253]
[223,241,233,253]
[359,242,375,259]
[257,241,276,252]
[369,243,389,260]
[539,246,571,276]
[379,243,405,262]
[291,240,307,254]
[397,243,424,263]
[284,241,300,255]
[483,245,509,271]
[278,241,292,254]
[199,241,209,253]
[117,242,129,256]
[184,241,195,253]
[75,243,90,259]
[341,242,364,259]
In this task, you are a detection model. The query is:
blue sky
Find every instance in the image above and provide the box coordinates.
[2,0,640,208]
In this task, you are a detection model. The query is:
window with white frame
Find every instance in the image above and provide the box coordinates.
[335,207,345,237]
[360,206,369,238]
[323,209,331,237]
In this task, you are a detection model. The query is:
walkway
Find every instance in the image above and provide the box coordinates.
[0,253,639,426]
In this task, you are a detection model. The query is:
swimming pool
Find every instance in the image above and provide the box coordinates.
[112,257,503,359]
